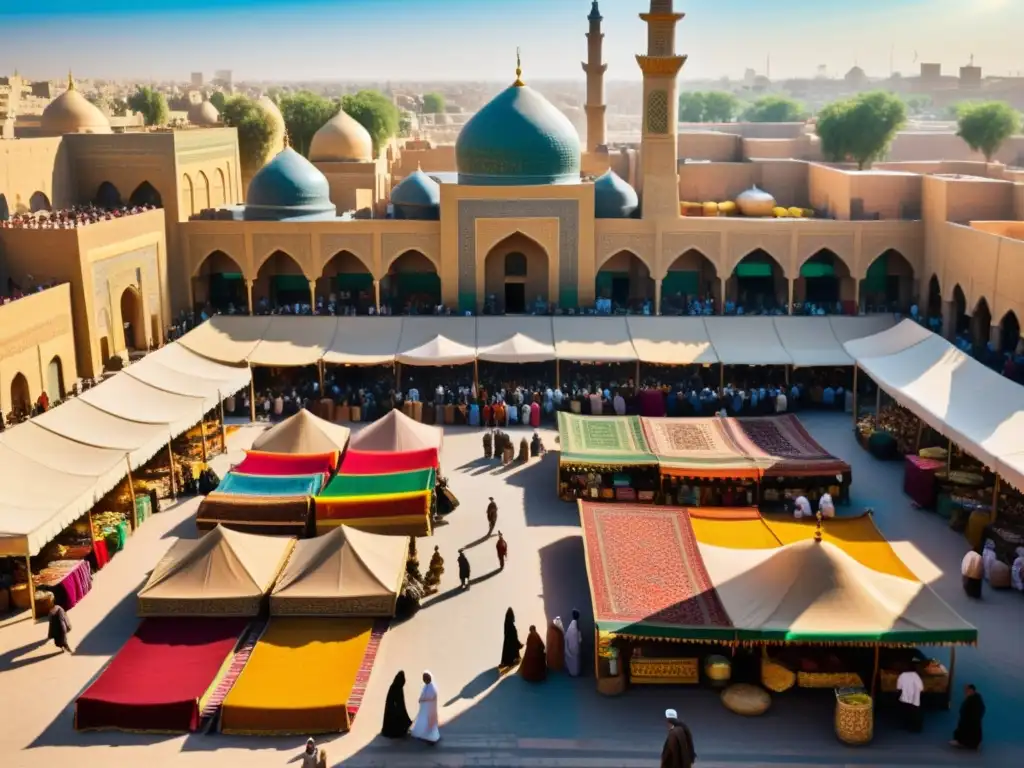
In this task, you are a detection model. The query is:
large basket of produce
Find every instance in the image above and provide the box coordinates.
[721,683,771,716]
[704,655,732,687]
[919,446,948,461]
[834,692,873,745]
[760,654,796,693]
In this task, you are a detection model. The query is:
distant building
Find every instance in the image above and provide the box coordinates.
[190,72,204,87]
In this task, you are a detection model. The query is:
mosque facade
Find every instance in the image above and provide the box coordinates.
[1,0,1024,414]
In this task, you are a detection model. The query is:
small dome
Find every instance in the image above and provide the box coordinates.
[41,76,111,135]
[456,72,581,185]
[309,109,373,163]
[594,170,638,219]
[391,169,441,220]
[244,147,336,221]
[735,185,777,217]
[188,100,220,126]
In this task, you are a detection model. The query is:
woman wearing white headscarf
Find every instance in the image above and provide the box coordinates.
[410,670,440,744]
[564,609,583,677]
[818,493,835,519]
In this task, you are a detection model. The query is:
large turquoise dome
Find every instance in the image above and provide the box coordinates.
[456,81,581,186]
[391,169,440,220]
[244,148,336,221]
[594,170,639,219]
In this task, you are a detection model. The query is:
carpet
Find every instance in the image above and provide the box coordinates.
[641,417,760,478]
[340,448,439,475]
[320,468,436,498]
[235,450,338,477]
[197,493,313,537]
[220,617,373,735]
[75,618,248,732]
[216,471,325,497]
[578,501,732,639]
[557,412,657,466]
[347,618,389,719]
[724,415,851,478]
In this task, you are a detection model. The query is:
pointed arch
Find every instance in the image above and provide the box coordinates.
[211,168,226,208]
[193,250,248,312]
[47,355,66,400]
[859,248,914,314]
[727,249,786,313]
[952,284,968,336]
[319,250,374,313]
[29,191,51,212]
[1000,310,1020,355]
[9,372,31,416]
[95,181,123,209]
[971,296,992,348]
[485,231,552,314]
[926,274,942,320]
[594,249,654,314]
[382,250,440,314]
[662,248,718,314]
[120,286,145,351]
[797,249,853,312]
[255,250,309,309]
[196,170,211,210]
[128,181,162,208]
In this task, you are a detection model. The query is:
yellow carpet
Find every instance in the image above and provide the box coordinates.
[762,514,918,580]
[220,618,373,735]
[690,516,781,549]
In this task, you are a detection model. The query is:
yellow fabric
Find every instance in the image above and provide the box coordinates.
[762,514,918,580]
[220,618,372,735]
[690,516,781,549]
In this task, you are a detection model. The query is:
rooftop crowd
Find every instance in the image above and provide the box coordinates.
[0,203,157,230]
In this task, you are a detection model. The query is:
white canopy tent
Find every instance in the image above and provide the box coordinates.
[705,317,793,365]
[396,316,477,365]
[773,317,852,367]
[248,316,338,367]
[627,317,719,365]
[553,317,637,362]
[78,373,209,434]
[476,317,555,363]
[322,317,402,366]
[178,314,272,364]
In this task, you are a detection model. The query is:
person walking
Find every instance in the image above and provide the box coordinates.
[660,708,696,768]
[486,497,498,536]
[897,664,924,732]
[457,548,471,589]
[47,604,73,654]
[950,684,985,750]
[496,531,508,570]
[410,671,441,745]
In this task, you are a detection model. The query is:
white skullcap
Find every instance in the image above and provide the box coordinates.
[665,708,677,720]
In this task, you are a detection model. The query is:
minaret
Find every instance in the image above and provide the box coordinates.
[637,0,686,218]
[581,1,607,152]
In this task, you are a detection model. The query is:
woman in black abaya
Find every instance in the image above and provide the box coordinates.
[499,607,523,672]
[381,670,412,738]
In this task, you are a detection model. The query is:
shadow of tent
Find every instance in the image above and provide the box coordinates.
[537,535,593,654]
[500,452,570,526]
[162,512,201,540]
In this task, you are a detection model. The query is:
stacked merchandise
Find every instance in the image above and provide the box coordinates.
[316,467,436,537]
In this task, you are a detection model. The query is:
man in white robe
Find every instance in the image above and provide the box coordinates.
[410,670,440,744]
[793,495,812,519]
[564,609,583,677]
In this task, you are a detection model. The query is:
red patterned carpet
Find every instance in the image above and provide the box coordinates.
[727,414,851,477]
[578,502,731,632]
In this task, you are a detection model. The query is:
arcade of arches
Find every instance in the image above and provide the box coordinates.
[727,250,786,312]
[484,233,550,314]
[256,251,308,309]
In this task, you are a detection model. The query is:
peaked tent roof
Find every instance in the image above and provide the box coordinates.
[348,408,443,454]
[476,317,555,363]
[137,526,293,617]
[396,334,477,366]
[270,525,407,616]
[477,332,556,363]
[250,408,351,455]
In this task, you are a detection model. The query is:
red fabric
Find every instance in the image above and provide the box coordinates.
[529,402,541,428]
[904,455,943,509]
[316,493,428,521]
[639,390,667,417]
[340,448,439,475]
[92,539,109,570]
[235,450,337,478]
[75,618,247,732]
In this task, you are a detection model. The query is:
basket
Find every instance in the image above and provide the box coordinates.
[919,446,948,461]
[798,671,863,689]
[835,694,873,745]
[760,655,796,693]
[721,684,771,716]
[704,655,732,687]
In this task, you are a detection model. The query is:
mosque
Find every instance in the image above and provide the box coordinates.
[1,0,1023,416]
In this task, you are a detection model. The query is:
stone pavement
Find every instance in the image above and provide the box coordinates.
[0,415,1019,768]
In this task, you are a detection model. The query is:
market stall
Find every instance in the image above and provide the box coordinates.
[315,469,436,536]
[348,408,443,455]
[196,494,313,537]
[556,413,660,502]
[250,408,351,456]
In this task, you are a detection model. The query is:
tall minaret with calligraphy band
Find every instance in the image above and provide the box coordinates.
[637,0,686,218]
[581,1,607,152]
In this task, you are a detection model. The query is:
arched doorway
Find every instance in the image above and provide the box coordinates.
[485,232,550,314]
[728,249,785,314]
[95,181,123,209]
[952,285,968,337]
[319,250,373,314]
[128,181,162,208]
[926,275,942,321]
[29,191,51,212]
[120,286,145,351]
[971,297,992,350]
[860,249,914,313]
[1001,311,1021,356]
[194,251,247,312]
[594,250,653,314]
[10,372,30,416]
[662,249,717,315]
[256,250,308,312]
[46,356,65,400]
[0,193,12,221]
[797,249,853,313]
[382,251,440,314]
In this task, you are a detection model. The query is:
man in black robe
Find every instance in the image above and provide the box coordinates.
[381,670,412,738]
[47,604,72,653]
[660,708,696,768]
[950,684,985,750]
[457,548,471,589]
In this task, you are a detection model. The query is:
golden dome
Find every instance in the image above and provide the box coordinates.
[188,100,220,126]
[309,109,373,163]
[736,185,777,217]
[258,96,286,136]
[41,74,111,135]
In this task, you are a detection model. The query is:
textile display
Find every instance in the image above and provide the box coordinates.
[316,494,431,529]
[339,448,439,475]
[320,468,436,499]
[316,514,430,538]
[641,417,760,479]
[557,413,658,467]
[196,494,314,537]
[220,618,373,735]
[234,450,339,477]
[216,472,325,498]
[723,415,851,477]
[75,618,248,732]
[34,559,92,610]
[903,455,943,509]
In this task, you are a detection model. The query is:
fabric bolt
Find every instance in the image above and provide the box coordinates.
[220,618,372,735]
[903,455,943,509]
[339,448,439,475]
[687,508,780,549]
[316,493,431,523]
[196,494,313,537]
[316,514,430,538]
[217,472,325,497]
[75,618,248,732]
[36,559,93,610]
[639,389,667,417]
[235,450,339,477]
[320,469,436,499]
[722,415,851,477]
[641,417,760,479]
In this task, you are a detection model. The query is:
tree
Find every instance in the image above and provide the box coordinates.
[209,91,227,113]
[278,91,336,157]
[127,86,169,127]
[221,95,276,177]
[422,91,445,114]
[901,93,931,116]
[956,101,1021,162]
[816,91,907,170]
[678,92,705,122]
[678,91,739,123]
[340,90,400,156]
[741,95,805,123]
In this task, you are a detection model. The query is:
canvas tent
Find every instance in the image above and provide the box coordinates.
[476,317,556,363]
[348,408,443,454]
[321,317,402,365]
[249,316,337,367]
[137,526,293,617]
[627,317,719,365]
[270,525,407,616]
[396,316,477,365]
[705,317,792,365]
[552,317,637,362]
[178,314,272,364]
[250,409,351,455]
[773,317,852,367]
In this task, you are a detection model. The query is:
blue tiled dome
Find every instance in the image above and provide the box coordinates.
[391,169,441,220]
[244,148,336,221]
[594,170,639,219]
[456,83,581,186]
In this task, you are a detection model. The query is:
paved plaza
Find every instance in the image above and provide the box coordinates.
[1,414,1021,767]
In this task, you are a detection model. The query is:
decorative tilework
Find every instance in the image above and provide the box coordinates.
[647,90,669,134]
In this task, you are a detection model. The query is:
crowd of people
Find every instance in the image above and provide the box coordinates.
[2,278,65,306]
[0,203,157,230]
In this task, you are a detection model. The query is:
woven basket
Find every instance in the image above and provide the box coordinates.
[721,684,771,716]
[919,446,948,460]
[835,695,873,745]
[705,655,732,687]
[760,656,796,693]
[798,671,863,689]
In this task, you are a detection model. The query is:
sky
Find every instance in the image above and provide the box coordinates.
[0,0,1018,83]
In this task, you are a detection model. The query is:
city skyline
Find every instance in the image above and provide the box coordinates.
[0,0,1019,82]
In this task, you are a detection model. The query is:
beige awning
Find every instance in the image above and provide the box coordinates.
[627,317,719,365]
[476,317,555,363]
[705,317,792,365]
[33,398,172,465]
[828,315,896,346]
[137,526,293,617]
[772,317,852,367]
[251,409,350,455]
[0,421,127,483]
[348,408,443,453]
[397,317,477,365]
[553,317,637,362]
[249,316,338,367]
[178,315,272,364]
[270,525,407,616]
[124,351,249,410]
[79,373,208,433]
[322,317,402,366]
[843,316,932,360]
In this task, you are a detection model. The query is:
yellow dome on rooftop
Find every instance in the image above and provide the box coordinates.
[309,109,373,163]
[188,100,220,126]
[41,74,111,136]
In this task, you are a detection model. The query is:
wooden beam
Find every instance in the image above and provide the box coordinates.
[167,441,177,500]
[25,555,36,620]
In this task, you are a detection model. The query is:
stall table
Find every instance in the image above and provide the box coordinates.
[33,559,92,610]
[903,455,943,509]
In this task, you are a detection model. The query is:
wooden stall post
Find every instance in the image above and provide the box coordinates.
[167,441,178,500]
[719,362,725,393]
[914,419,924,453]
[199,415,209,464]
[785,364,790,386]
[248,364,257,423]
[871,645,880,697]
[125,456,137,530]
[947,647,956,710]
[875,385,882,415]
[946,438,953,474]
[396,361,402,392]
[555,359,561,389]
[217,389,227,453]
[635,360,641,391]
[851,365,859,425]
[25,554,36,620]
[473,359,479,395]
[317,359,325,393]
[991,476,1001,522]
